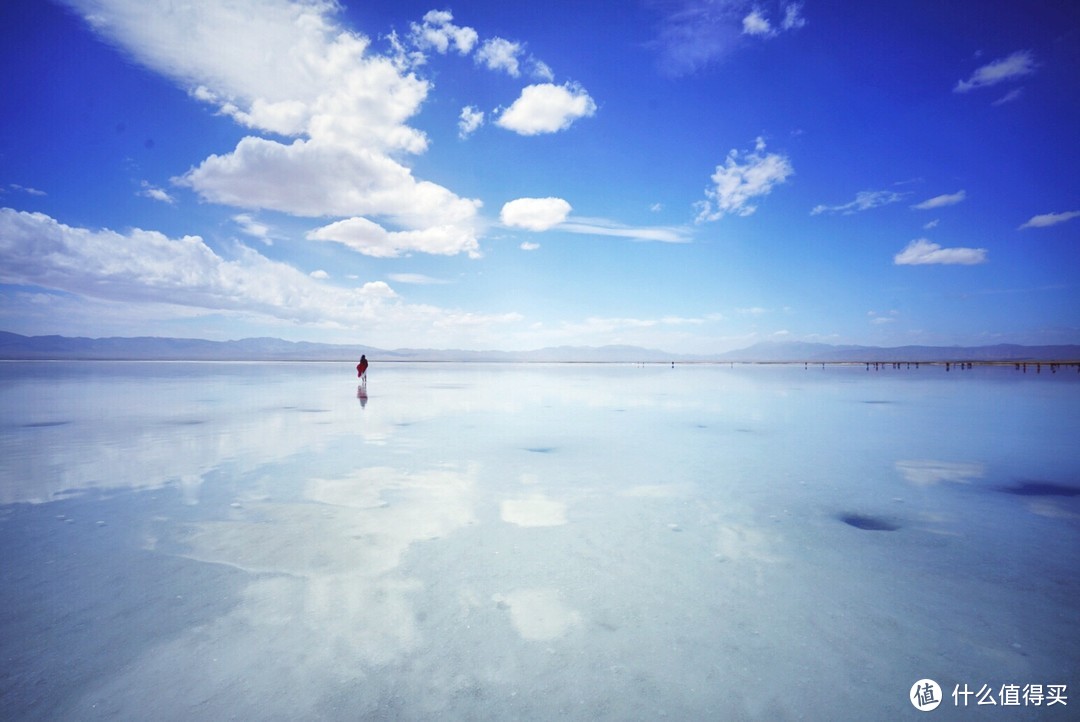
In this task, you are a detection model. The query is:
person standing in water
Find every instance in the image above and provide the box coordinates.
[356,354,368,383]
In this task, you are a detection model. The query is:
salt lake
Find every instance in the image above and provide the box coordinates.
[1,361,1077,720]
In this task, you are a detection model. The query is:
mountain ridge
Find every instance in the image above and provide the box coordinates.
[2,331,1079,363]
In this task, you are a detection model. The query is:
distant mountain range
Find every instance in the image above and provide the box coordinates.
[713,340,1080,363]
[1,331,1078,363]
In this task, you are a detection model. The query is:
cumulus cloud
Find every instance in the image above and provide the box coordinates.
[138,182,175,204]
[306,216,481,258]
[1019,210,1080,229]
[893,238,987,265]
[696,137,793,221]
[0,208,517,342]
[458,105,484,139]
[954,50,1037,93]
[495,82,597,135]
[811,189,906,215]
[0,207,383,323]
[520,241,541,251]
[475,37,523,76]
[408,10,478,56]
[178,137,482,238]
[63,0,429,149]
[62,0,482,257]
[742,10,772,36]
[232,213,272,243]
[407,14,553,83]
[500,197,572,231]
[911,190,966,210]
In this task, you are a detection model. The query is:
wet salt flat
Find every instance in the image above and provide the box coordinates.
[1,361,1078,720]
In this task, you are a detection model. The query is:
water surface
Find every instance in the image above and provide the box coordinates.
[2,362,1077,719]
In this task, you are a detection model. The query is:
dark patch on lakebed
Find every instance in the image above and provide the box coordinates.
[21,421,72,428]
[837,513,900,531]
[999,481,1080,497]
[525,447,557,454]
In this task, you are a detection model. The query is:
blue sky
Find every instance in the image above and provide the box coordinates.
[1,0,1078,353]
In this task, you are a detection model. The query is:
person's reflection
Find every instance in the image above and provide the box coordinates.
[357,384,368,409]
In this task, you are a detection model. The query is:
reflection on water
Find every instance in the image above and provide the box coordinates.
[895,459,986,487]
[1,361,1078,719]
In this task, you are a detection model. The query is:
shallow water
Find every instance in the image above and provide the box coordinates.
[1,361,1077,720]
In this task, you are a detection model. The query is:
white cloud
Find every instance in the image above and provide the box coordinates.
[409,10,478,56]
[896,460,984,487]
[742,10,773,36]
[458,105,484,139]
[141,187,174,204]
[520,241,541,251]
[1019,210,1080,229]
[811,189,906,215]
[232,213,272,243]
[954,50,1037,93]
[530,59,555,81]
[178,137,482,244]
[781,3,806,30]
[475,37,523,76]
[386,273,449,285]
[8,183,46,197]
[556,217,691,243]
[894,238,987,265]
[651,1,804,76]
[650,1,744,76]
[923,219,940,230]
[63,0,483,258]
[139,181,175,204]
[309,269,329,279]
[696,137,794,221]
[306,216,481,258]
[64,0,429,149]
[500,197,572,231]
[0,207,378,322]
[868,310,899,325]
[495,82,597,135]
[0,208,517,345]
[911,190,966,210]
[992,87,1023,106]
